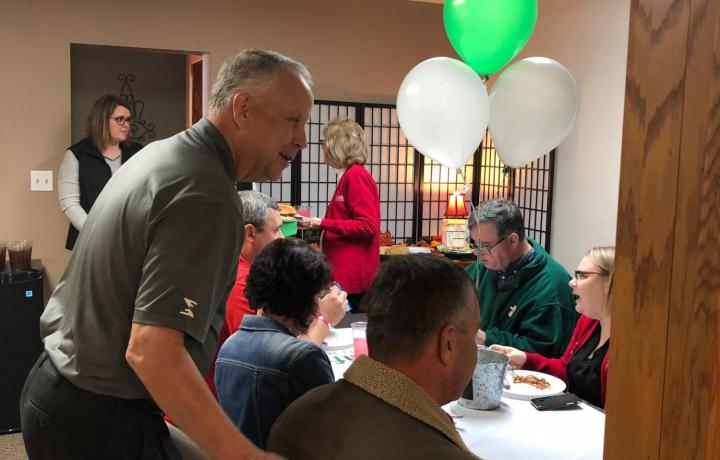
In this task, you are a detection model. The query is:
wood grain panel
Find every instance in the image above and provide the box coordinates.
[607,0,720,458]
[604,0,690,459]
[660,0,720,457]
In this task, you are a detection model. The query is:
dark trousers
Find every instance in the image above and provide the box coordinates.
[20,352,180,460]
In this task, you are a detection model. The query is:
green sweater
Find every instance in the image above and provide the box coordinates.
[464,239,577,357]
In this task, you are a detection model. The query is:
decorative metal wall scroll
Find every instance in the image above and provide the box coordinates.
[117,74,157,144]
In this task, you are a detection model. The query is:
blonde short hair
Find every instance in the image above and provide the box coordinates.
[585,246,615,308]
[322,117,369,168]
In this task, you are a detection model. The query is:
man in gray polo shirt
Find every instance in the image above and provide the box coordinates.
[20,49,313,460]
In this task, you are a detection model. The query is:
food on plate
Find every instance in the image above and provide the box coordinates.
[382,244,409,255]
[278,203,297,217]
[513,374,551,390]
[437,245,473,254]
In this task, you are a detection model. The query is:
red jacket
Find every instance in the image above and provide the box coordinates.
[523,314,609,406]
[204,255,254,397]
[321,164,380,293]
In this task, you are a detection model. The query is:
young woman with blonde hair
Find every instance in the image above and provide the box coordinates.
[492,246,614,407]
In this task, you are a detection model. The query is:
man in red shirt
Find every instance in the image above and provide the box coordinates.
[205,191,347,396]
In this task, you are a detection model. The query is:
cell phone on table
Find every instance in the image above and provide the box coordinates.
[530,392,580,411]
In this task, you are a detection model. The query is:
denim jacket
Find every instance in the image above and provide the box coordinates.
[215,315,334,448]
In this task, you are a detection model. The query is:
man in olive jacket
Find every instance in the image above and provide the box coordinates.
[465,198,577,358]
[268,255,481,460]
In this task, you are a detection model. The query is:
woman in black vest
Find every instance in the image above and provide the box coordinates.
[58,95,143,250]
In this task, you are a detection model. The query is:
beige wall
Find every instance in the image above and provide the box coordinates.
[517,0,630,270]
[0,0,629,289]
[0,0,453,287]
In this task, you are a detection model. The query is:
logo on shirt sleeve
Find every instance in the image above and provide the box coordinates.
[180,298,197,318]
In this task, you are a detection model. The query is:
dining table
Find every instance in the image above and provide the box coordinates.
[323,324,605,460]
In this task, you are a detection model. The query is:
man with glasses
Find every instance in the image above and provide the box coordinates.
[465,198,577,357]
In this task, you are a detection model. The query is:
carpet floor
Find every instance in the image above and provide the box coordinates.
[0,433,28,460]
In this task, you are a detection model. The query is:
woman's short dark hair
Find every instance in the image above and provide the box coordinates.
[365,255,480,361]
[86,94,132,150]
[245,238,333,334]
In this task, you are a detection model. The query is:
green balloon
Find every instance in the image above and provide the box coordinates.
[444,0,538,76]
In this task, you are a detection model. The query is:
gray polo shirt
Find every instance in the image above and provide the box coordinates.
[41,118,243,399]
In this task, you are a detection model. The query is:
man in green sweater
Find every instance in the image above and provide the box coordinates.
[465,198,577,358]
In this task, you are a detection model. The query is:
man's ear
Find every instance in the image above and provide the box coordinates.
[437,323,456,367]
[244,223,256,243]
[231,92,251,128]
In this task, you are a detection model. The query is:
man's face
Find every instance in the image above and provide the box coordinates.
[237,71,313,181]
[470,222,513,271]
[449,311,481,402]
[252,208,284,254]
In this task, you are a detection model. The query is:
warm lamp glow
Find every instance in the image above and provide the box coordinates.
[444,192,468,218]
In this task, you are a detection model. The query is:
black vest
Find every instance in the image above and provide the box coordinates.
[65,138,143,250]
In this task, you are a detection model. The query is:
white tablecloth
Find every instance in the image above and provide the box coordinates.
[324,329,605,460]
[444,398,604,460]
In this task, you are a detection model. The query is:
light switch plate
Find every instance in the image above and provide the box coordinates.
[30,170,53,191]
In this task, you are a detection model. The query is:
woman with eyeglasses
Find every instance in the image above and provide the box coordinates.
[58,94,143,250]
[300,117,380,313]
[491,246,614,407]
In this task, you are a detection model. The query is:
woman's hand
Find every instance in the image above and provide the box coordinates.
[489,344,528,369]
[300,216,322,229]
[317,285,348,326]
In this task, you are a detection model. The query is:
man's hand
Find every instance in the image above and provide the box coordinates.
[475,329,487,346]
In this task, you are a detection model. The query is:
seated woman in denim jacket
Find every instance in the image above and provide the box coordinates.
[215,237,335,449]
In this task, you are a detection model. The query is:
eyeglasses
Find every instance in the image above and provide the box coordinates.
[478,237,506,255]
[573,270,607,280]
[465,236,477,249]
[318,139,326,146]
[111,116,133,126]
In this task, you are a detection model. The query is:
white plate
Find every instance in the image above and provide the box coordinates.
[503,370,566,400]
[320,327,353,351]
[407,246,432,254]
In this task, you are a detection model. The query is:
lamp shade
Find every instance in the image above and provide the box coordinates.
[444,192,468,218]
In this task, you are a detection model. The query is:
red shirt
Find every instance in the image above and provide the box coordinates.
[523,315,609,406]
[204,255,254,397]
[321,164,380,293]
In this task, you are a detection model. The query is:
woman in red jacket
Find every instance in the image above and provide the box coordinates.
[303,118,380,312]
[491,246,614,407]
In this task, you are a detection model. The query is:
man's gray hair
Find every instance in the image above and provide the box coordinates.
[239,191,279,231]
[208,49,312,114]
[468,198,526,241]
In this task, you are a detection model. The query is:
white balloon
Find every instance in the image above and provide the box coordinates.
[489,57,578,167]
[397,57,489,170]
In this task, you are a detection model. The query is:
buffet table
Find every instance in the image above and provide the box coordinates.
[324,327,605,460]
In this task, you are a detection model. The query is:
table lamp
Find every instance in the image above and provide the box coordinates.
[441,191,469,249]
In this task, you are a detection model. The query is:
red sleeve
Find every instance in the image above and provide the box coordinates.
[522,315,592,383]
[224,258,254,336]
[321,168,379,239]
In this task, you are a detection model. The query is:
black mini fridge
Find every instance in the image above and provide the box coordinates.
[0,269,44,433]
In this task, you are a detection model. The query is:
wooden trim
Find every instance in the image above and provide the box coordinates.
[605,0,720,458]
